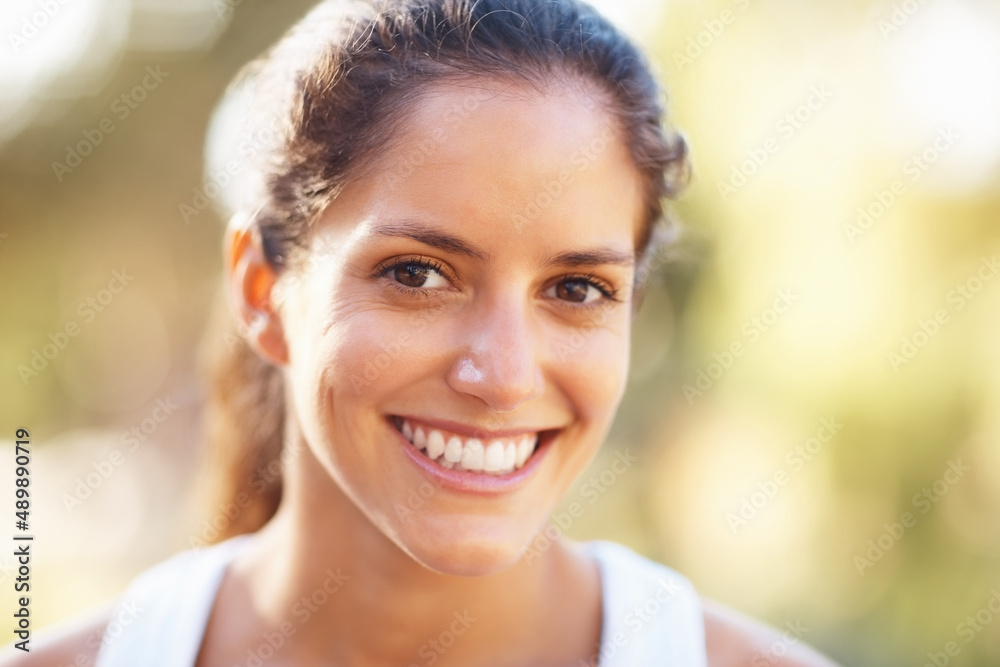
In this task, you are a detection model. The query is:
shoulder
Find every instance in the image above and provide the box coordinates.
[0,538,249,667]
[702,598,841,667]
[578,540,839,667]
[0,602,110,667]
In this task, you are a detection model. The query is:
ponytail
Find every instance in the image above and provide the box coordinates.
[196,287,284,542]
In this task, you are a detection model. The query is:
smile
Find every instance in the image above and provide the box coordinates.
[391,416,542,475]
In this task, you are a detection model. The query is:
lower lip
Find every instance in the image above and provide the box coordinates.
[390,417,556,496]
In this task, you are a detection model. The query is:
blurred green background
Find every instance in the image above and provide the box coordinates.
[2,0,1000,664]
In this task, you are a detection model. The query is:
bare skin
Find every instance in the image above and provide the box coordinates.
[3,597,842,666]
[1,81,839,666]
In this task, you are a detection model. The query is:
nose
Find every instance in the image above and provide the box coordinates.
[446,295,545,413]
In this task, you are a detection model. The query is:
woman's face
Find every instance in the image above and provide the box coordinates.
[275,79,646,575]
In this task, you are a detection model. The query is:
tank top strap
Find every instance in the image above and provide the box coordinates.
[95,535,253,667]
[94,535,704,666]
[577,540,708,667]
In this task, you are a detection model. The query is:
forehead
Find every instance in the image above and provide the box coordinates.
[326,78,646,256]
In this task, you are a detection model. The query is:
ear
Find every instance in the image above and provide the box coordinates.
[224,217,289,365]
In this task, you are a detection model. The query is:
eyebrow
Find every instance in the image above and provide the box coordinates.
[373,222,489,262]
[372,220,635,268]
[540,248,635,269]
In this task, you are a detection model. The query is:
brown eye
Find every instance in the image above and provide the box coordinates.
[394,262,430,288]
[555,279,592,303]
[380,258,450,291]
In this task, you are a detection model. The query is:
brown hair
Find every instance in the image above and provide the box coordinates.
[198,0,690,541]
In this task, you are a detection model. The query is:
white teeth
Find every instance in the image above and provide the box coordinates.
[426,429,445,459]
[443,434,463,463]
[503,442,516,471]
[483,440,505,472]
[515,435,534,467]
[398,418,541,475]
[461,438,484,472]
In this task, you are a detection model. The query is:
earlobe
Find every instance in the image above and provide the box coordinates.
[225,217,290,365]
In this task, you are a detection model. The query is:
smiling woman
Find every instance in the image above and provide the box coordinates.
[5,1,840,666]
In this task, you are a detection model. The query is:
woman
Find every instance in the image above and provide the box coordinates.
[12,0,838,664]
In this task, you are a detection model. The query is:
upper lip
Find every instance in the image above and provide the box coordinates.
[393,414,559,440]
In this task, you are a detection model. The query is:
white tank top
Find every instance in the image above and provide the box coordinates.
[94,536,707,666]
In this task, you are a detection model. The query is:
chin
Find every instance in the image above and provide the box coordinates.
[389,516,540,577]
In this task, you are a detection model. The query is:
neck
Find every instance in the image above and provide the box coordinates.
[220,433,602,667]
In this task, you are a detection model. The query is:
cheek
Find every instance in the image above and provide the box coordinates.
[529,324,630,510]
[549,320,631,421]
[286,300,450,458]
[324,308,444,401]
[283,304,441,501]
